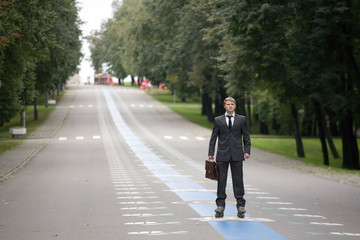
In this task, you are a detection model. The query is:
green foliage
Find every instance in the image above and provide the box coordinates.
[0,0,82,126]
[90,0,360,168]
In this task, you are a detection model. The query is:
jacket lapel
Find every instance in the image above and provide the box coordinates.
[232,114,239,130]
[220,115,228,129]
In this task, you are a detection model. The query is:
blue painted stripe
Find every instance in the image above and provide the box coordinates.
[103,88,288,240]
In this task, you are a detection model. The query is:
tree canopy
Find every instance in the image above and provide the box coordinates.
[0,0,82,125]
[90,0,360,169]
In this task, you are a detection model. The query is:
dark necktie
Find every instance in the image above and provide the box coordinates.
[227,115,232,129]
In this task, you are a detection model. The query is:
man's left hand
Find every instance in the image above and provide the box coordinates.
[244,153,250,159]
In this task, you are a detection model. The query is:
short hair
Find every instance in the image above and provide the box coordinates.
[223,97,236,105]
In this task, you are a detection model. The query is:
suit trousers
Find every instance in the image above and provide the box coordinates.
[216,159,245,208]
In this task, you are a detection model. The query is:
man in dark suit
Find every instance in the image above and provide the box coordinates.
[208,97,251,218]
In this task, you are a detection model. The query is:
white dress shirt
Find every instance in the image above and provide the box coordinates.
[225,113,235,127]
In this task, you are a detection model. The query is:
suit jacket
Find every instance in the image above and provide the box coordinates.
[208,114,251,161]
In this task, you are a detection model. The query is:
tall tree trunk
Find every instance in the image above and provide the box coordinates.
[201,92,207,116]
[340,111,359,169]
[201,91,213,122]
[20,110,26,127]
[34,98,38,120]
[246,92,252,128]
[214,95,222,117]
[290,103,305,158]
[45,92,48,108]
[236,94,246,116]
[214,87,226,117]
[313,100,329,165]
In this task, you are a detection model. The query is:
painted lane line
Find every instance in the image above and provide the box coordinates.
[76,136,84,140]
[310,222,343,226]
[167,189,216,192]
[330,232,360,236]
[117,196,159,199]
[196,137,205,141]
[115,188,151,190]
[266,202,293,205]
[128,231,187,236]
[279,208,307,211]
[123,213,174,217]
[125,221,180,225]
[256,196,280,199]
[179,136,188,140]
[247,192,270,195]
[164,136,173,139]
[93,135,101,139]
[294,214,325,218]
[120,207,167,210]
[117,201,164,205]
[190,217,275,222]
[59,137,67,141]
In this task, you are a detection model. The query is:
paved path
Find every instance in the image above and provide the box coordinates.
[0,89,74,181]
[1,86,359,187]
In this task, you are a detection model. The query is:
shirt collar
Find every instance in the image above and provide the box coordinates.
[225,113,235,117]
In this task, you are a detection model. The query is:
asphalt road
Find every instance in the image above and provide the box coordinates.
[0,85,359,240]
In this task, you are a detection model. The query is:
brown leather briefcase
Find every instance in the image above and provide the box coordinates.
[205,159,218,180]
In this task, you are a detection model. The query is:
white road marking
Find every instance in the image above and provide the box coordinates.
[120,207,167,210]
[294,214,324,218]
[330,232,360,236]
[164,136,173,139]
[118,201,164,205]
[195,137,205,141]
[128,231,187,235]
[279,208,307,211]
[125,221,180,225]
[247,192,270,195]
[310,222,343,226]
[93,135,101,139]
[76,136,84,140]
[167,189,216,192]
[59,137,67,141]
[189,216,275,222]
[266,202,293,205]
[180,136,188,140]
[256,196,280,199]
[123,213,174,217]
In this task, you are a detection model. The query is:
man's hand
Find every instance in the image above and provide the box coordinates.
[244,153,250,159]
[208,155,214,159]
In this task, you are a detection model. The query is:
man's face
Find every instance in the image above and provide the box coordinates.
[224,101,236,113]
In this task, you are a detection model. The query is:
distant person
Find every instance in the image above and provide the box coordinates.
[208,97,251,218]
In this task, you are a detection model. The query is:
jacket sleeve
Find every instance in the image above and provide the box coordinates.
[208,119,219,156]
